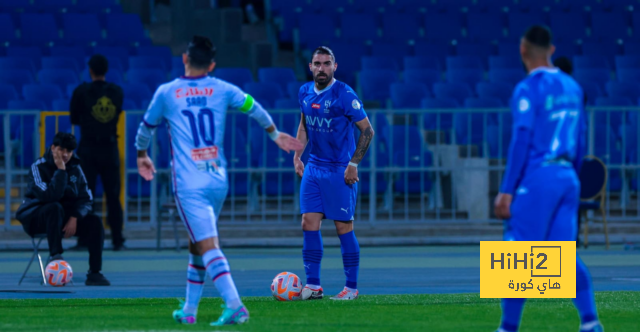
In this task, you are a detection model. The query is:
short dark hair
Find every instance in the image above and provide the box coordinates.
[524,25,553,49]
[52,132,77,151]
[311,46,335,62]
[187,35,216,69]
[88,54,109,76]
[553,56,573,75]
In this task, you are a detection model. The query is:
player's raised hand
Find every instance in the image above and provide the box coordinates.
[344,165,359,185]
[274,132,304,153]
[137,155,156,181]
[494,193,513,220]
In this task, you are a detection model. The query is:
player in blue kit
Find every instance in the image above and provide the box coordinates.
[135,36,302,325]
[293,46,375,301]
[494,26,603,332]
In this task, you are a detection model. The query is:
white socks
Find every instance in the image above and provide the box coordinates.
[183,254,206,316]
[203,249,243,310]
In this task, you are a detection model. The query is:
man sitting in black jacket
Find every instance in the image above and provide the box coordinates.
[16,132,110,286]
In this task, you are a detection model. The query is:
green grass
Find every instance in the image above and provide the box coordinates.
[1,292,639,332]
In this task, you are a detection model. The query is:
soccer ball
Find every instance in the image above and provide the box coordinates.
[45,260,73,287]
[271,272,302,301]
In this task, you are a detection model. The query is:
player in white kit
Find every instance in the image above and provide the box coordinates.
[135,36,302,326]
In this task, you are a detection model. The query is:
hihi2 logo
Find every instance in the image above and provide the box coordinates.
[480,241,576,298]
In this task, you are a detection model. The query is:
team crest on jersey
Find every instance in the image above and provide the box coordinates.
[312,103,321,109]
[91,96,116,123]
[352,99,361,110]
[518,98,530,113]
[324,100,331,113]
[70,175,77,183]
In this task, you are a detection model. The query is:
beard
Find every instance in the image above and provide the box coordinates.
[314,72,332,84]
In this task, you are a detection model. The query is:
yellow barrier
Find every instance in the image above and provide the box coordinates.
[39,111,127,228]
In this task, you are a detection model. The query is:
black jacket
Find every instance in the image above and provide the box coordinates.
[16,148,93,226]
[69,81,124,143]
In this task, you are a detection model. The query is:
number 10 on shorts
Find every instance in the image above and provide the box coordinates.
[479,241,576,298]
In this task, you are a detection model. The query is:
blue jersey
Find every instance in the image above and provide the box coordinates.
[298,80,367,168]
[511,67,586,176]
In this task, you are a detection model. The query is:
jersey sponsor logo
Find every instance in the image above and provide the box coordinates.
[91,96,116,123]
[175,87,214,99]
[305,115,334,132]
[352,99,361,110]
[191,146,219,161]
[312,103,321,109]
[518,98,530,113]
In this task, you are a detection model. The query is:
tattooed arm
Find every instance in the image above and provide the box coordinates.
[344,117,375,185]
[294,114,308,177]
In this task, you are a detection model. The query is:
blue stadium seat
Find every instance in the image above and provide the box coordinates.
[464,97,503,108]
[356,144,389,195]
[62,13,102,44]
[466,13,504,41]
[106,13,147,45]
[23,84,63,110]
[287,81,305,99]
[433,82,473,105]
[258,68,296,98]
[446,68,485,87]
[581,41,621,67]
[0,84,19,110]
[7,46,44,67]
[488,69,526,86]
[576,80,602,106]
[123,99,137,110]
[7,100,46,110]
[93,46,129,69]
[487,118,512,159]
[476,82,512,105]
[275,98,299,109]
[85,55,125,72]
[497,42,520,56]
[573,55,610,70]
[615,55,640,70]
[507,12,545,40]
[39,69,79,96]
[136,46,173,72]
[390,83,430,109]
[393,150,433,194]
[382,13,421,41]
[574,69,611,91]
[421,97,458,132]
[127,69,167,92]
[446,56,484,70]
[75,0,119,13]
[595,97,629,134]
[594,127,623,191]
[81,68,123,85]
[129,56,166,71]
[0,14,17,45]
[52,99,70,111]
[0,0,31,11]
[595,96,632,106]
[550,12,586,41]
[0,69,35,96]
[371,42,411,69]
[617,68,640,83]
[404,56,440,70]
[488,56,521,70]
[215,68,254,88]
[243,82,283,109]
[456,42,495,64]
[553,42,580,59]
[591,12,629,41]
[340,14,378,42]
[390,125,423,153]
[20,13,60,45]
[42,57,80,73]
[425,13,462,41]
[297,14,336,48]
[121,82,152,109]
[329,42,368,87]
[362,56,399,71]
[624,42,640,55]
[360,70,398,105]
[0,57,37,76]
[606,81,640,100]
[414,43,450,68]
[403,69,442,87]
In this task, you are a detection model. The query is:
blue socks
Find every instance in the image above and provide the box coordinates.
[339,231,360,290]
[500,255,599,331]
[302,230,323,286]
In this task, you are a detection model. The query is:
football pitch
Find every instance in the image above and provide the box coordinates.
[1,246,640,331]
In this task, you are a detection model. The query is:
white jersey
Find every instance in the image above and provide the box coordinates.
[135,75,272,191]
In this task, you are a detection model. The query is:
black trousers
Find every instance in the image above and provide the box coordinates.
[77,142,125,246]
[27,202,104,272]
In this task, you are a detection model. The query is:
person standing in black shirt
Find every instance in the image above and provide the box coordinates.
[70,54,126,251]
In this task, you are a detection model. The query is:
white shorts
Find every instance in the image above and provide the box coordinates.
[174,185,228,243]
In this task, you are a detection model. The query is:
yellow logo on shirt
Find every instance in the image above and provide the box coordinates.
[91,96,116,123]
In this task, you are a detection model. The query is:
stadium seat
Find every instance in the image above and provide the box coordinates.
[487,119,513,159]
[488,56,522,70]
[356,148,389,195]
[466,13,504,41]
[390,125,423,153]
[42,57,80,73]
[214,68,254,88]
[464,97,503,109]
[243,82,284,109]
[581,41,621,67]
[340,14,378,42]
[93,46,129,70]
[371,42,412,69]
[360,70,398,106]
[425,13,462,41]
[122,99,137,110]
[591,12,629,41]
[403,69,442,88]
[33,0,73,11]
[7,100,46,110]
[136,46,173,72]
[573,55,610,70]
[414,43,450,68]
[576,80,602,106]
[382,13,421,41]
[404,56,440,70]
[287,81,305,99]
[393,150,433,194]
[121,82,152,109]
[594,128,623,191]
[129,56,166,71]
[0,84,19,110]
[81,68,124,85]
[497,42,520,57]
[606,82,640,101]
[329,42,368,87]
[62,13,102,44]
[595,97,629,134]
[507,12,545,40]
[52,99,70,111]
[456,42,495,65]
[476,82,513,105]
[0,14,17,45]
[362,56,399,71]
[106,13,147,44]
[433,82,473,105]
[20,13,60,45]
[446,56,484,70]
[488,69,526,87]
[553,42,580,60]
[550,12,586,41]
[275,98,299,109]
[421,97,458,132]
[0,57,37,76]
[390,83,430,109]
[75,0,119,13]
[615,55,640,70]
[0,69,35,96]
[127,69,167,92]
[39,69,80,96]
[297,14,336,48]
[617,68,640,83]
[624,42,640,55]
[23,84,63,110]
[258,68,296,97]
[574,69,611,92]
[446,69,485,87]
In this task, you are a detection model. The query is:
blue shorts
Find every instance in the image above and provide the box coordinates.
[504,165,580,242]
[300,163,357,221]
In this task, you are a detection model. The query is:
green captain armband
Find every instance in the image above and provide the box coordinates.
[239,94,255,113]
